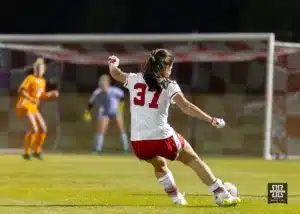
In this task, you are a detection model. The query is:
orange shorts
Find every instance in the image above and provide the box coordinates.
[16,105,39,118]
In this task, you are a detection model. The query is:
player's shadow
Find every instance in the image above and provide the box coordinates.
[132,193,300,198]
[0,204,215,208]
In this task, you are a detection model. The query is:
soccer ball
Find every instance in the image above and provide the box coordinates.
[215,182,239,206]
[223,182,239,197]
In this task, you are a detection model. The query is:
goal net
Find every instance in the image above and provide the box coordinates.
[0,33,299,159]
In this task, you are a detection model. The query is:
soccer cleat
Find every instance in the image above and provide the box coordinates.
[221,196,240,207]
[123,150,130,155]
[174,192,188,205]
[22,154,31,160]
[32,152,43,160]
[215,194,240,207]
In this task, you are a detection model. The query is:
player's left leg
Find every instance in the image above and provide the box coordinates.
[273,138,288,160]
[146,156,187,205]
[32,111,47,160]
[272,127,287,160]
[114,114,129,152]
[176,140,240,206]
[23,112,39,160]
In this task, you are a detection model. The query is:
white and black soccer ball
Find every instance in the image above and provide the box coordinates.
[223,182,239,197]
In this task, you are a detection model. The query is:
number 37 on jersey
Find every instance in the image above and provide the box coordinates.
[125,73,181,109]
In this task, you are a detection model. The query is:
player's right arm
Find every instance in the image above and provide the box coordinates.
[83,88,101,122]
[87,88,101,111]
[108,56,128,84]
[18,75,39,105]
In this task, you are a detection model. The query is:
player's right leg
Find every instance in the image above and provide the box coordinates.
[146,156,187,205]
[177,140,240,207]
[95,116,110,153]
[23,112,39,160]
[131,141,187,205]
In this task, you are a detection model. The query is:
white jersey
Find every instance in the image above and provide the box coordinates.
[125,73,181,141]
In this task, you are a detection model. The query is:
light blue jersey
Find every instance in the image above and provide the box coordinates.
[90,86,129,152]
[89,86,124,118]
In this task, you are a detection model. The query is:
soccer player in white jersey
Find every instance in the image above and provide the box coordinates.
[108,49,241,207]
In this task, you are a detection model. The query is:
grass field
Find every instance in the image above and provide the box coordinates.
[0,154,298,214]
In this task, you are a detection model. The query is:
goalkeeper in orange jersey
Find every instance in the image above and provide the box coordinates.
[16,58,59,160]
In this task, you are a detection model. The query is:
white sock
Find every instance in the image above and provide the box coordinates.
[208,178,230,197]
[95,134,104,152]
[157,170,179,201]
[120,132,129,151]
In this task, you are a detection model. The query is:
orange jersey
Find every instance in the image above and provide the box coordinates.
[16,75,46,109]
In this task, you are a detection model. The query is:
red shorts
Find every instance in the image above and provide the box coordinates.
[131,133,186,161]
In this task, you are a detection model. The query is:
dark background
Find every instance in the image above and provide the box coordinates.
[1,0,299,41]
[0,0,295,155]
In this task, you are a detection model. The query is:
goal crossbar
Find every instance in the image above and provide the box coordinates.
[0,33,273,43]
[275,41,300,49]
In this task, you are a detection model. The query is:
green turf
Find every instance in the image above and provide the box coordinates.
[0,154,298,214]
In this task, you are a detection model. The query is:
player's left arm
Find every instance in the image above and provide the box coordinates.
[114,87,125,99]
[42,90,59,100]
[169,82,225,128]
[40,81,59,101]
[174,93,225,128]
[114,88,125,114]
[173,93,212,123]
[108,56,128,84]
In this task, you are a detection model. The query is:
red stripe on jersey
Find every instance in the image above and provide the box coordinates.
[170,91,180,100]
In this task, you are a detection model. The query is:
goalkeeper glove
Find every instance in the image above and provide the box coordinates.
[118,101,125,114]
[83,109,92,122]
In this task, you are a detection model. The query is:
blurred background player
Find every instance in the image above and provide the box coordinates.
[83,74,129,153]
[16,58,59,160]
[108,50,240,207]
[272,95,287,159]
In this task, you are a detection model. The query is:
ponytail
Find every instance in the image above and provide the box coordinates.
[142,49,174,92]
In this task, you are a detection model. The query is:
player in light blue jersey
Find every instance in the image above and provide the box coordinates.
[84,74,129,153]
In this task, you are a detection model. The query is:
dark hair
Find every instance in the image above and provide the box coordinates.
[142,49,174,92]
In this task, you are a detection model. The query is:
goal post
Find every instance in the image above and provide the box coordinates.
[272,41,300,159]
[0,33,295,159]
[265,34,275,160]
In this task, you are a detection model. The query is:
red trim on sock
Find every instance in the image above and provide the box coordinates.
[165,187,178,196]
[213,187,225,194]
